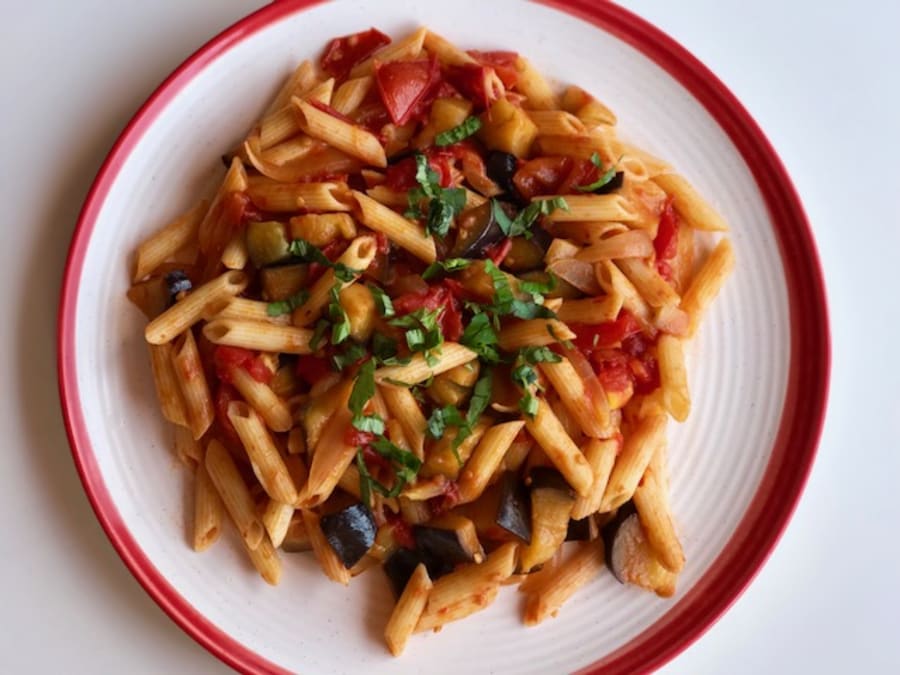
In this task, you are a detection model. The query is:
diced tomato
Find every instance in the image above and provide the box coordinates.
[374,57,441,125]
[221,191,254,230]
[445,64,501,111]
[320,28,391,81]
[214,383,242,441]
[571,311,642,353]
[307,238,351,284]
[295,355,332,387]
[513,156,574,200]
[383,151,454,191]
[630,355,660,394]
[353,100,393,134]
[345,428,375,448]
[373,231,390,255]
[468,50,519,88]
[428,480,461,517]
[557,158,600,194]
[592,353,633,394]
[213,346,272,384]
[654,197,679,261]
[308,99,356,125]
[621,331,653,358]
[657,260,674,283]
[392,283,463,342]
[484,237,512,266]
[384,510,416,549]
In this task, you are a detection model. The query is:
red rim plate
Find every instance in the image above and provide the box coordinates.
[57,1,830,673]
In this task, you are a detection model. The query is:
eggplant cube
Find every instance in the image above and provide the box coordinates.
[602,502,676,597]
[495,472,532,543]
[320,503,377,569]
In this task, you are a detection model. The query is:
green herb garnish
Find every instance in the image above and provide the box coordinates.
[405,153,467,238]
[434,116,482,147]
[266,289,310,317]
[327,284,351,344]
[287,238,361,282]
[576,152,622,193]
[368,284,395,317]
[421,257,471,281]
[491,197,569,239]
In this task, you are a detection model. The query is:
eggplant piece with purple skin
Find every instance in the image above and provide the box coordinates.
[164,270,192,304]
[495,472,531,543]
[519,468,575,572]
[320,503,377,569]
[485,151,519,195]
[383,547,425,597]
[565,515,598,542]
[449,200,517,258]
[601,501,676,597]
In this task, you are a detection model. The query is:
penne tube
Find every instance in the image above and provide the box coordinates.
[634,469,685,573]
[261,499,295,549]
[539,357,610,438]
[132,200,207,281]
[264,59,317,116]
[350,27,427,78]
[657,334,690,422]
[173,423,201,466]
[227,401,299,505]
[571,438,619,519]
[193,460,224,552]
[423,30,477,66]
[303,378,351,450]
[539,194,639,223]
[228,365,293,432]
[205,439,265,550]
[197,158,249,254]
[145,270,248,344]
[514,56,558,110]
[616,142,672,177]
[375,343,477,387]
[301,401,356,507]
[352,191,437,263]
[596,260,652,326]
[537,133,615,162]
[332,75,374,115]
[246,176,354,213]
[291,235,376,326]
[148,342,189,427]
[575,230,654,263]
[651,173,729,232]
[262,135,317,166]
[294,98,387,168]
[365,185,407,208]
[384,563,433,656]
[172,330,214,440]
[523,541,605,626]
[379,385,428,460]
[497,319,575,352]
[209,297,291,326]
[243,530,282,585]
[260,106,302,149]
[337,462,363,501]
[203,319,313,354]
[302,509,351,585]
[601,414,667,511]
[457,421,526,504]
[220,233,247,270]
[616,257,680,308]
[560,85,617,126]
[415,542,517,633]
[680,238,735,337]
[619,155,651,183]
[528,110,586,136]
[524,399,594,496]
[556,295,623,325]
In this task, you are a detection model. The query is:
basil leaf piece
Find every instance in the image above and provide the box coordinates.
[368,285,395,317]
[434,116,482,147]
[266,289,310,317]
[422,257,471,281]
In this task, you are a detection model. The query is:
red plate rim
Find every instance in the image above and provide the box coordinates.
[56,1,830,673]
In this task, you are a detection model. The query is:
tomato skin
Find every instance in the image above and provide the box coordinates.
[484,237,512,265]
[295,355,332,387]
[345,428,375,448]
[593,354,633,394]
[557,158,600,194]
[392,283,463,342]
[445,63,500,110]
[213,346,272,384]
[654,197,679,261]
[513,156,573,200]
[571,312,642,353]
[320,28,391,81]
[467,50,519,88]
[374,57,441,125]
[383,151,453,191]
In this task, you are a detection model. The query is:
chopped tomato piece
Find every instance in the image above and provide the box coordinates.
[213,346,272,384]
[557,158,600,194]
[428,480,461,517]
[571,312,642,352]
[513,156,573,200]
[592,353,633,394]
[630,355,660,394]
[345,428,375,448]
[383,151,453,191]
[392,283,463,342]
[320,28,391,81]
[374,57,441,125]
[468,50,519,88]
[295,355,332,387]
[654,197,679,260]
[384,510,416,549]
[353,100,393,134]
[445,64,501,111]
[484,237,512,265]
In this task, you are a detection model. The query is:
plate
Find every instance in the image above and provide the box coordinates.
[57,1,830,672]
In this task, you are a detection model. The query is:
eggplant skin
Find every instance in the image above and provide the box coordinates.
[495,472,531,543]
[528,467,575,496]
[485,151,519,195]
[450,201,506,259]
[320,503,377,569]
[414,526,475,566]
[602,501,637,582]
[601,501,676,596]
[383,548,424,597]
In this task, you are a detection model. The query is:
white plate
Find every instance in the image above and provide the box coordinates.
[58,1,830,672]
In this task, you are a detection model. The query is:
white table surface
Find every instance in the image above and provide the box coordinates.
[3,0,898,672]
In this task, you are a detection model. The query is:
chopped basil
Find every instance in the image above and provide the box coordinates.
[405,153,467,238]
[422,258,471,281]
[576,152,622,193]
[348,359,376,420]
[368,284,395,317]
[372,333,410,366]
[310,319,329,351]
[389,307,444,364]
[266,289,310,317]
[491,197,569,239]
[483,260,556,321]
[519,394,539,418]
[332,342,367,371]
[519,345,562,365]
[460,312,500,364]
[287,238,361,282]
[328,285,351,344]
[435,116,482,147]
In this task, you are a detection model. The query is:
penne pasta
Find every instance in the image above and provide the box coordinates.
[384,563,433,656]
[680,238,735,336]
[205,439,265,550]
[616,257,681,308]
[193,460,224,552]
[651,173,729,232]
[571,438,619,519]
[173,423,201,467]
[634,468,685,573]
[203,319,313,354]
[302,509,351,585]
[220,233,248,270]
[301,399,356,507]
[497,319,575,352]
[657,334,690,422]
[596,260,652,326]
[515,56,558,110]
[528,110,586,136]
[457,421,525,504]
[147,342,189,428]
[539,194,640,223]
[556,295,623,325]
[352,191,437,263]
[379,385,428,460]
[228,365,293,432]
[350,27,427,78]
[145,270,248,344]
[601,414,667,511]
[523,541,605,625]
[294,98,387,168]
[524,399,594,497]
[209,297,291,326]
[246,177,354,213]
[261,499,295,549]
[375,343,477,387]
[172,330,214,440]
[539,356,610,438]
[575,230,654,263]
[132,200,207,281]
